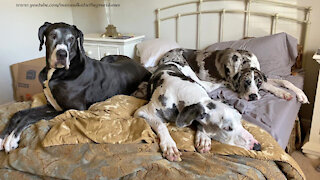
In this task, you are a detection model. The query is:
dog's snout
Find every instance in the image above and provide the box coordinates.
[248,94,258,101]
[56,49,67,59]
[252,143,261,151]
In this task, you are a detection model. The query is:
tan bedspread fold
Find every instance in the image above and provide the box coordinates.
[0,94,305,179]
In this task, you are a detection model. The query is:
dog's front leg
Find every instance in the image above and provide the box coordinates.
[261,82,293,101]
[134,107,181,161]
[0,105,62,152]
[268,79,309,104]
[195,125,211,153]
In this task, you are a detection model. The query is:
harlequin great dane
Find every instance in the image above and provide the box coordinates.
[163,48,309,103]
[134,50,261,162]
[0,22,151,152]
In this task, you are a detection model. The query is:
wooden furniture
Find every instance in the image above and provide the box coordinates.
[302,54,320,159]
[83,34,145,59]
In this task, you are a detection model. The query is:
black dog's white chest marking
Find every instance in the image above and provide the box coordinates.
[43,68,63,111]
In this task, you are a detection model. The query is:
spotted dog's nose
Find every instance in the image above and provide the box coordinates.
[252,143,261,151]
[56,49,68,59]
[248,94,258,101]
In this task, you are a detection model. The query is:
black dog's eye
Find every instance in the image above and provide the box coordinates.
[245,79,251,85]
[67,37,75,43]
[223,126,233,131]
[50,34,57,40]
[232,55,238,62]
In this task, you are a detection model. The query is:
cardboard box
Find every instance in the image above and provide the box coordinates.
[10,57,46,101]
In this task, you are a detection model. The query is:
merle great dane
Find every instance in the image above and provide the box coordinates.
[0,22,151,152]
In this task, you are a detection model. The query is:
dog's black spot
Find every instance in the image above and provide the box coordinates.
[233,72,239,81]
[232,55,238,62]
[158,94,167,107]
[156,104,178,122]
[167,71,195,83]
[224,65,230,76]
[206,102,216,110]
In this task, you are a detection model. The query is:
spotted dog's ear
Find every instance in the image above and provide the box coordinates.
[38,22,52,51]
[72,25,84,53]
[253,68,267,82]
[176,103,206,128]
[232,72,240,91]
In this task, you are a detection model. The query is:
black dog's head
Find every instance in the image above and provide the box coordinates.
[38,22,84,69]
[232,67,267,101]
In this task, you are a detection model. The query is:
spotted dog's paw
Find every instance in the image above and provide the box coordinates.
[195,132,211,153]
[274,89,293,101]
[2,132,20,153]
[282,92,293,101]
[160,139,182,161]
[295,89,309,104]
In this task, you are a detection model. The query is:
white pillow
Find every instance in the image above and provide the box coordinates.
[136,39,180,67]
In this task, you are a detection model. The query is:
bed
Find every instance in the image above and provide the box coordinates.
[0,0,310,179]
[149,0,311,150]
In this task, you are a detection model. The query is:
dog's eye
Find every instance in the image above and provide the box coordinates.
[232,55,238,62]
[223,126,233,131]
[50,34,57,40]
[245,80,251,85]
[68,37,75,43]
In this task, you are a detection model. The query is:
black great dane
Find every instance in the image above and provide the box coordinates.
[0,22,151,152]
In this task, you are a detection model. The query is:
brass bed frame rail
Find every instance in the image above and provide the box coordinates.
[155,0,311,54]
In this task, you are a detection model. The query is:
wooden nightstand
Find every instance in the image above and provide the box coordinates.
[83,34,145,60]
[302,53,320,159]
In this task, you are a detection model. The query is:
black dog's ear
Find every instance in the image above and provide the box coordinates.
[38,22,52,51]
[72,25,84,53]
[176,103,206,128]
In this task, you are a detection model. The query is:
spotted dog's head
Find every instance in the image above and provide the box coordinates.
[176,100,261,150]
[38,22,84,69]
[232,67,267,101]
[214,48,243,80]
[158,48,188,66]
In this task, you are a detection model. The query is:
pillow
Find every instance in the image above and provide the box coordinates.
[136,39,180,67]
[205,32,298,77]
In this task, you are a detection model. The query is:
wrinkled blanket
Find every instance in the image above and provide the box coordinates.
[0,95,305,179]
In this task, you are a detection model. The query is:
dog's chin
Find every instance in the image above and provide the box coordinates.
[50,59,70,70]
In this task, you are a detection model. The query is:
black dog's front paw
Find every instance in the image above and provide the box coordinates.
[0,131,21,152]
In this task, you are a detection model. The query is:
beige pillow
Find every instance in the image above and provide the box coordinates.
[136,38,180,67]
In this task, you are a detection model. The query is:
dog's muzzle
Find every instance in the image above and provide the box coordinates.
[50,44,70,69]
[248,94,258,101]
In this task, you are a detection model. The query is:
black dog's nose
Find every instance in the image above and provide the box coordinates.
[253,143,261,151]
[56,49,67,59]
[248,94,258,101]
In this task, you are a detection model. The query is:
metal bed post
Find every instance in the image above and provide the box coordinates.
[156,8,160,38]
[244,0,251,38]
[219,9,226,42]
[197,0,202,49]
[176,13,181,43]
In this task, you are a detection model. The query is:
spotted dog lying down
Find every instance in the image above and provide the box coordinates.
[134,53,261,162]
[193,48,309,103]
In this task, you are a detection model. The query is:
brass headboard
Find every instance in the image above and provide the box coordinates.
[155,0,311,56]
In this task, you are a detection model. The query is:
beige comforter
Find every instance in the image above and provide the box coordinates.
[0,94,305,179]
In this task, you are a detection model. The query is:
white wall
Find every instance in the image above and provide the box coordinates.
[0,0,73,104]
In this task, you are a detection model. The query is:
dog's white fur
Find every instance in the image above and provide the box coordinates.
[241,52,309,103]
[204,48,309,103]
[135,61,259,161]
